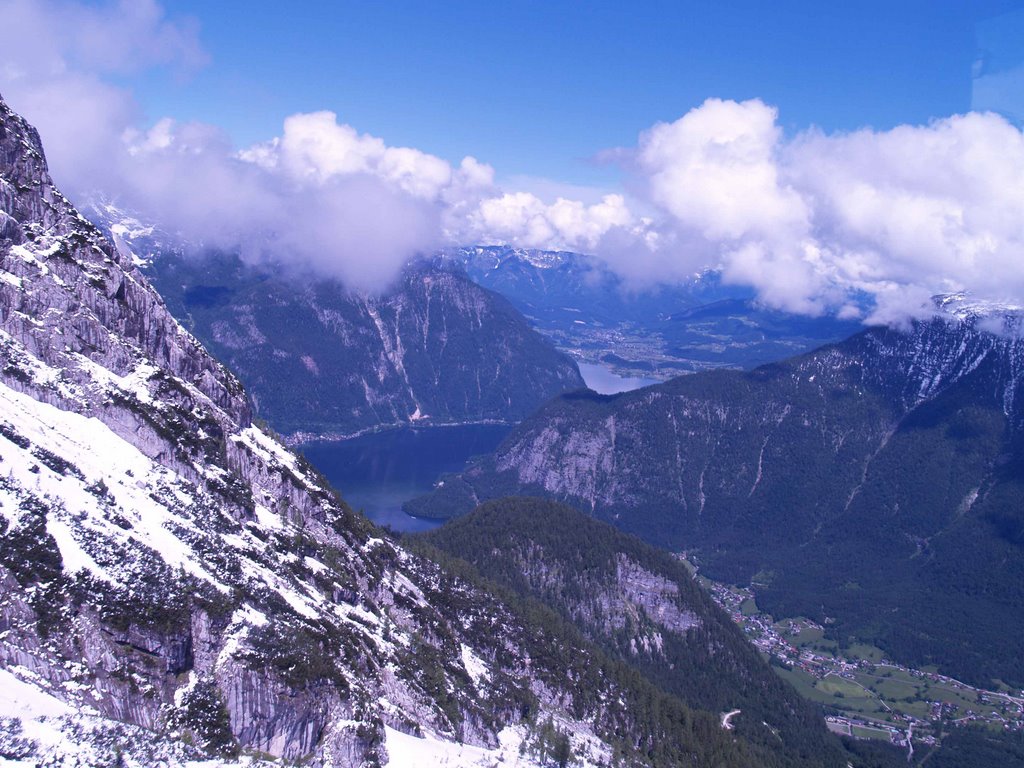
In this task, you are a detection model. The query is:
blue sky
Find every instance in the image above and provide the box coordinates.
[139,0,1020,186]
[4,0,1024,318]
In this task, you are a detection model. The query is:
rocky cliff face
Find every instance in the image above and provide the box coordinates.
[85,209,584,440]
[410,315,1024,687]
[0,94,753,767]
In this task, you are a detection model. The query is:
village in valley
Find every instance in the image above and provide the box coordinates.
[697,572,1024,749]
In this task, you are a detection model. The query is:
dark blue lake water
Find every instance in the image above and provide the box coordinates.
[299,424,512,533]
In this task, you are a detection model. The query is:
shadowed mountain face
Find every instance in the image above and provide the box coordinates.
[409,317,1024,687]
[85,210,585,440]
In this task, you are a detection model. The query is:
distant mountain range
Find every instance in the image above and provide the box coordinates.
[440,245,863,377]
[409,307,1024,689]
[78,221,865,445]
[84,208,584,440]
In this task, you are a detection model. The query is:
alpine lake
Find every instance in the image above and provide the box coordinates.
[299,363,654,532]
[299,423,512,532]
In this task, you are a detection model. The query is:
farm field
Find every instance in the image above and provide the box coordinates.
[702,574,1024,745]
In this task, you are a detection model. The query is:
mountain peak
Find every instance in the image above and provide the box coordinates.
[934,291,1024,333]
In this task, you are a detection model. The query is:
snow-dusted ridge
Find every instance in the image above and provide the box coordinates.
[933,291,1024,336]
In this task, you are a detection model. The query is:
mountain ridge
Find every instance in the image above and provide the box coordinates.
[85,203,585,440]
[408,315,1024,687]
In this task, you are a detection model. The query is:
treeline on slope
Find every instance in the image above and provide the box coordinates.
[405,538,778,768]
[412,497,910,768]
[407,323,1024,690]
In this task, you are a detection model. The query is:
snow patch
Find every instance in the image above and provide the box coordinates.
[384,725,528,768]
[0,382,226,586]
[0,668,73,719]
[460,644,491,689]
[232,426,301,476]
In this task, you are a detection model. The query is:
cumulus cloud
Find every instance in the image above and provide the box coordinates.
[637,99,807,241]
[110,111,503,289]
[592,98,1024,323]
[785,113,1024,319]
[2,0,1023,318]
[242,112,458,200]
[461,192,632,251]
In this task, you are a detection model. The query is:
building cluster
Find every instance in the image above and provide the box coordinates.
[703,577,1024,744]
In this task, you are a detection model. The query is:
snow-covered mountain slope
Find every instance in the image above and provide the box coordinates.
[0,95,780,767]
[84,204,584,441]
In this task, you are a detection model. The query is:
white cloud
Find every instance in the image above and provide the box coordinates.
[786,112,1024,314]
[0,0,206,80]
[116,115,447,290]
[2,1,1023,319]
[244,111,456,200]
[591,98,1024,322]
[636,98,808,242]
[462,192,632,251]
[0,0,200,195]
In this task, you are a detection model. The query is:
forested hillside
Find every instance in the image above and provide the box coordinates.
[409,317,1024,688]
[419,497,900,768]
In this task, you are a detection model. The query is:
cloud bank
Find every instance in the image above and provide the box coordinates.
[602,98,1024,323]
[0,0,467,289]
[117,112,479,288]
[2,1,1024,320]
